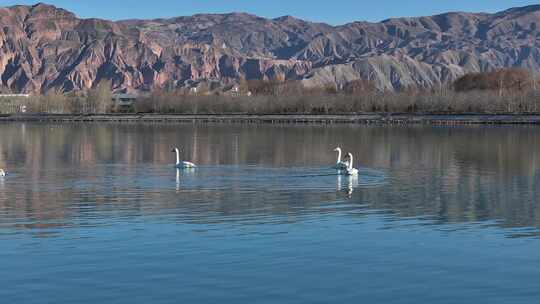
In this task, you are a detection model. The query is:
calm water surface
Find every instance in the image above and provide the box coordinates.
[1,123,540,303]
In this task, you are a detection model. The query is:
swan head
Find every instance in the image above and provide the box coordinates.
[171,147,179,153]
[334,147,341,152]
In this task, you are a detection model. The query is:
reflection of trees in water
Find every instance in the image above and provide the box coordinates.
[0,123,540,234]
[355,167,540,234]
[2,124,540,172]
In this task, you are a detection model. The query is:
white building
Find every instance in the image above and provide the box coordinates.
[112,93,137,107]
[0,94,30,98]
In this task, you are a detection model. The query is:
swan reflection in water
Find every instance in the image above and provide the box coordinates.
[337,173,359,198]
[175,167,196,192]
[0,168,5,195]
[176,169,181,192]
[0,170,6,202]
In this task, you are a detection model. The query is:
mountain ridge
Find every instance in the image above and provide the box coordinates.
[0,2,538,93]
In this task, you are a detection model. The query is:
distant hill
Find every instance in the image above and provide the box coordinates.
[0,3,539,93]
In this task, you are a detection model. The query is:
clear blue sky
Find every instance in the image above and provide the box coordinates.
[0,0,538,24]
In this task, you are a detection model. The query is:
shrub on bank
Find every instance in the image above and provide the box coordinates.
[1,69,539,115]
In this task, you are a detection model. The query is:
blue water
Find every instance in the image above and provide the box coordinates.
[1,123,540,303]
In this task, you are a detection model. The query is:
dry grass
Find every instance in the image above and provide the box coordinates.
[132,89,540,115]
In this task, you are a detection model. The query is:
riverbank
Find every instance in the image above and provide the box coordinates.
[2,113,540,124]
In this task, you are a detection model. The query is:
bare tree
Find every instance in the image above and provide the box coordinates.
[87,80,113,113]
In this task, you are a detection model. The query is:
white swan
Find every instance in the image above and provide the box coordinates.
[172,147,197,169]
[333,147,349,170]
[0,169,5,177]
[345,153,359,176]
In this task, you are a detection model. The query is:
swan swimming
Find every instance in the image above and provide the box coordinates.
[344,153,359,176]
[0,169,5,177]
[172,147,197,169]
[333,147,349,170]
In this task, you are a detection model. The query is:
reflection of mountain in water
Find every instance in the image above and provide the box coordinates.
[0,123,540,237]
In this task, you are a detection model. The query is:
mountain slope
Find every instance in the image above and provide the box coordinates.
[0,3,538,93]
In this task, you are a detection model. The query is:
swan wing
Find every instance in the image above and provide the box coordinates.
[344,167,358,176]
[182,161,197,168]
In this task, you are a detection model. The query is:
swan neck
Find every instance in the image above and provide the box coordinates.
[336,149,342,163]
[348,155,354,169]
[175,149,180,165]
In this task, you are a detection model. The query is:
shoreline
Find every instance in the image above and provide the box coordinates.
[2,113,540,124]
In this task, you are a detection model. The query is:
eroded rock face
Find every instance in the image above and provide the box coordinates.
[0,3,538,93]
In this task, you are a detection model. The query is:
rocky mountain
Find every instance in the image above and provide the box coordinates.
[0,3,538,93]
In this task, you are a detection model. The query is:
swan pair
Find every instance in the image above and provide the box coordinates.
[172,147,197,169]
[333,147,359,176]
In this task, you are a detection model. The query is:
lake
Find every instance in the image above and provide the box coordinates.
[1,123,540,303]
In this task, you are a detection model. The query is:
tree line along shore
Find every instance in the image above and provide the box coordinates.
[0,68,538,116]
